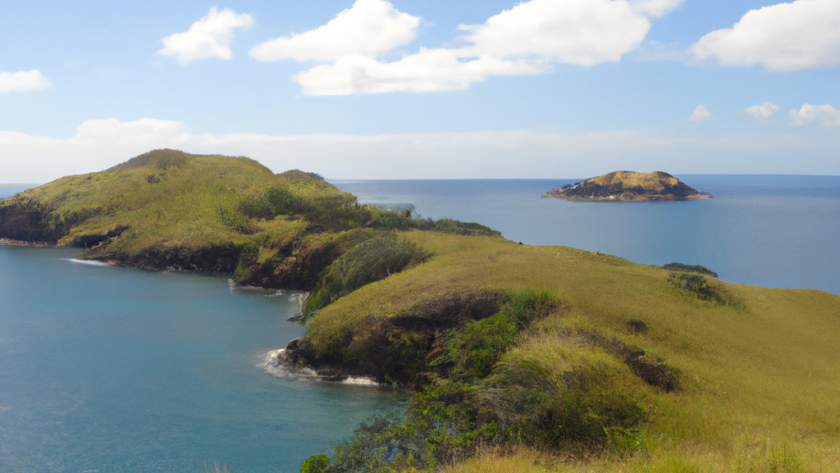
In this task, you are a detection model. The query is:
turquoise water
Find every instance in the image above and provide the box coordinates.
[336,176,840,295]
[0,246,400,472]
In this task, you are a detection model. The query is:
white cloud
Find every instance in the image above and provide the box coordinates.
[293,49,544,96]
[157,7,253,64]
[0,70,52,94]
[745,102,780,118]
[250,0,420,62]
[457,0,652,66]
[628,0,685,17]
[3,118,839,184]
[690,0,840,71]
[789,104,840,127]
[689,105,711,122]
[258,0,680,95]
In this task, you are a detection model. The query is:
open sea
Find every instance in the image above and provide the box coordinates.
[1,175,839,472]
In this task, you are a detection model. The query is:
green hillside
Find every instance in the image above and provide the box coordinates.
[0,149,496,288]
[297,233,840,472]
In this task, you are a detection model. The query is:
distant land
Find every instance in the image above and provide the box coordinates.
[543,171,712,201]
[0,184,38,189]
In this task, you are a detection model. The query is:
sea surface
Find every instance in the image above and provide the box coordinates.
[1,176,839,472]
[336,175,840,295]
[0,246,400,472]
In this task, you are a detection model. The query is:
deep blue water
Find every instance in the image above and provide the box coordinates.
[1,176,839,472]
[335,176,840,295]
[0,247,399,472]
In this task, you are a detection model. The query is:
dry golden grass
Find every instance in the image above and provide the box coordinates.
[307,232,840,471]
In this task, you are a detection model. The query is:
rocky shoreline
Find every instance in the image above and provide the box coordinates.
[0,238,54,247]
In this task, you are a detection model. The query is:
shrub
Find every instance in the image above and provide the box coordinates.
[310,384,495,472]
[433,291,558,382]
[305,234,428,313]
[663,262,718,278]
[668,273,736,306]
[480,339,647,449]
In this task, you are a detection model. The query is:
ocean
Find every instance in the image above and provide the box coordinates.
[0,246,400,472]
[336,176,840,295]
[1,175,839,472]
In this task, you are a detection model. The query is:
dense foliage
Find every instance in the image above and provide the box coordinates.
[304,234,428,314]
[302,292,658,472]
[662,262,718,278]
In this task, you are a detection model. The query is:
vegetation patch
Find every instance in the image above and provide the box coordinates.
[0,149,497,290]
[668,272,739,306]
[663,262,718,278]
[304,234,428,315]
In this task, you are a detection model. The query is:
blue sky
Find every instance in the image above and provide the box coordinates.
[1,0,839,182]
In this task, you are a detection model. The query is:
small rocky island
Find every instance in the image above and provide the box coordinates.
[543,171,712,201]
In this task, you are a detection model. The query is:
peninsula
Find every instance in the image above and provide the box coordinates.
[543,171,712,201]
[1,150,837,473]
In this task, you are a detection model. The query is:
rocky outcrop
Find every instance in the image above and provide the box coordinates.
[544,171,712,201]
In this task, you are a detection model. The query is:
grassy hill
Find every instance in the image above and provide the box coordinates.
[0,149,496,288]
[2,151,837,471]
[298,233,840,472]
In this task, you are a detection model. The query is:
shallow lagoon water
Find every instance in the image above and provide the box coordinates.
[0,246,400,472]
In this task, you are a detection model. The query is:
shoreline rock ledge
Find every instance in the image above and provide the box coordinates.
[543,171,712,202]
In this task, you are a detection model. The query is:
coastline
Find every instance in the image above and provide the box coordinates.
[0,238,54,247]
[542,193,713,201]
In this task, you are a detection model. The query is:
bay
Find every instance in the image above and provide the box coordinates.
[0,246,399,472]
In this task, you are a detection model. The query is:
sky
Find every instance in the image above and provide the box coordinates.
[1,0,839,182]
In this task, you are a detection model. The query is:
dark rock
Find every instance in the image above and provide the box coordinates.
[626,319,648,333]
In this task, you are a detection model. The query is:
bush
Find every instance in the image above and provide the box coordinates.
[663,262,718,278]
[309,384,494,472]
[305,234,428,313]
[433,291,558,382]
[668,273,735,305]
[480,340,647,449]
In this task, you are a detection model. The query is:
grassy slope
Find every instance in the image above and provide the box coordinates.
[307,232,840,470]
[25,150,283,250]
[0,150,465,288]
[587,171,685,192]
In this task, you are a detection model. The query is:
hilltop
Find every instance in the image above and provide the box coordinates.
[0,149,496,289]
[1,152,838,472]
[543,171,712,201]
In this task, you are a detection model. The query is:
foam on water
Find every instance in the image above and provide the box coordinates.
[65,258,113,267]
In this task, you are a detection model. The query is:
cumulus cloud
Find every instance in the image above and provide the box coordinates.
[690,0,840,71]
[255,0,679,95]
[689,105,711,122]
[3,118,839,184]
[745,102,780,118]
[628,0,685,17]
[157,7,253,64]
[293,49,544,95]
[250,0,420,62]
[789,104,840,127]
[0,70,52,94]
[457,0,651,66]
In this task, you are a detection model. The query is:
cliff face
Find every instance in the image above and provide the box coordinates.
[544,171,712,201]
